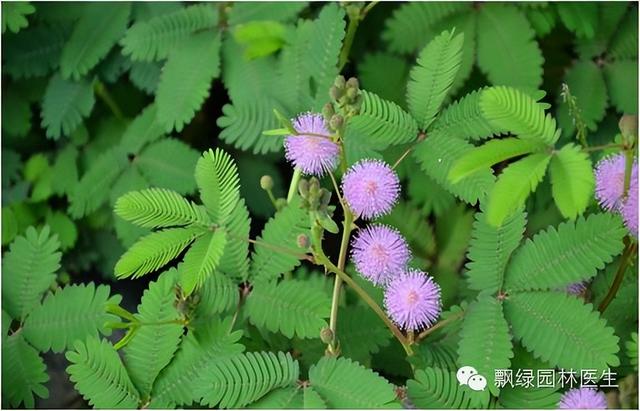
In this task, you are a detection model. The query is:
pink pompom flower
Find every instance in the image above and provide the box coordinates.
[342,159,400,219]
[595,154,638,211]
[559,388,607,409]
[384,269,441,331]
[622,181,638,236]
[284,113,339,176]
[351,224,411,286]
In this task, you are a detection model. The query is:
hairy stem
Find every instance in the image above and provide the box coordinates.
[582,143,625,152]
[286,168,302,203]
[598,239,637,313]
[94,80,124,121]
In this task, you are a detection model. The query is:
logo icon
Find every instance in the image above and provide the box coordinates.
[456,366,487,391]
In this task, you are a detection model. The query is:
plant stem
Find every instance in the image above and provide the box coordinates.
[598,239,637,313]
[94,80,124,121]
[244,237,312,262]
[327,208,354,354]
[416,310,465,342]
[623,149,634,197]
[338,10,360,71]
[287,168,302,203]
[582,143,624,152]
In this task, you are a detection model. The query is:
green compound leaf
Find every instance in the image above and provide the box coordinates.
[609,10,638,60]
[504,291,620,372]
[245,280,330,339]
[115,188,211,229]
[119,103,165,155]
[458,296,514,396]
[66,337,140,409]
[549,143,595,219]
[358,53,410,107]
[3,25,67,79]
[431,88,508,141]
[498,385,561,409]
[136,138,200,195]
[23,283,121,353]
[2,226,61,320]
[195,271,239,316]
[129,60,161,94]
[348,90,418,147]
[2,333,49,408]
[227,2,307,25]
[604,59,638,115]
[557,2,598,39]
[41,74,95,140]
[449,138,546,184]
[178,230,227,296]
[407,29,464,130]
[218,199,251,281]
[195,148,241,225]
[413,129,495,205]
[466,207,526,293]
[156,30,221,133]
[336,305,392,363]
[115,227,205,279]
[249,197,310,282]
[480,86,560,146]
[121,3,218,61]
[486,153,551,227]
[504,213,626,292]
[382,2,469,54]
[149,319,244,408]
[60,2,131,80]
[2,1,35,34]
[407,367,480,409]
[124,269,183,398]
[248,386,326,409]
[477,4,543,94]
[194,351,300,409]
[626,332,638,372]
[309,357,399,408]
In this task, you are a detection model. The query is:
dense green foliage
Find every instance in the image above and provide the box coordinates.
[2,1,638,409]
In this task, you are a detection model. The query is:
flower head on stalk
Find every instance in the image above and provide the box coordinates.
[284,113,340,176]
[342,159,400,219]
[558,388,607,409]
[622,180,638,236]
[351,224,411,286]
[384,269,441,331]
[594,154,638,211]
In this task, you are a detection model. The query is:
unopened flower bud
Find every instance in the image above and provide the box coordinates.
[329,85,343,101]
[334,75,346,89]
[346,77,359,90]
[329,114,344,130]
[275,198,287,210]
[346,87,358,100]
[296,234,310,249]
[320,189,332,207]
[619,114,638,139]
[320,327,334,344]
[322,103,335,120]
[260,175,274,191]
[298,179,310,197]
[309,177,321,196]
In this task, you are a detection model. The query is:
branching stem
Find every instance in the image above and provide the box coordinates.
[598,239,637,313]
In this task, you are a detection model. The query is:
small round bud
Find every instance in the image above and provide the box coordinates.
[346,87,358,100]
[260,175,274,191]
[298,179,310,197]
[334,75,346,89]
[296,234,310,249]
[309,177,321,196]
[320,189,332,206]
[329,114,344,130]
[322,103,335,120]
[346,77,359,90]
[329,85,343,101]
[619,114,638,139]
[320,327,334,344]
[275,198,287,210]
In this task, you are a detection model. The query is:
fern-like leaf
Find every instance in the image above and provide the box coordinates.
[449,138,546,184]
[3,25,67,79]
[458,296,513,396]
[195,271,239,317]
[66,337,141,408]
[115,188,210,229]
[1,333,49,408]
[407,367,476,409]
[22,283,121,353]
[227,2,306,25]
[348,90,418,147]
[245,280,330,339]
[115,227,205,279]
[337,305,391,363]
[2,226,61,320]
[476,4,543,93]
[178,230,227,296]
[480,86,560,146]
[129,61,161,94]
[609,11,638,60]
[498,385,560,409]
[156,31,221,132]
[309,357,398,408]
[504,291,620,371]
[413,129,495,205]
[485,153,551,227]
[626,332,638,372]
[1,1,35,34]
[604,60,638,115]
[136,139,200,194]
[431,88,507,141]
[124,269,183,398]
[249,198,310,282]
[218,199,251,280]
[120,3,218,61]
[119,103,165,155]
[407,29,464,130]
[466,207,526,293]
[548,144,594,219]
[194,351,300,409]
[41,74,95,140]
[195,148,241,225]
[504,213,626,292]
[60,3,131,79]
[556,2,598,39]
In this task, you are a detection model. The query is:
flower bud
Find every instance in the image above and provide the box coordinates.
[320,189,332,207]
[619,114,638,139]
[296,234,310,249]
[320,327,334,344]
[259,175,274,191]
[329,114,344,130]
[346,87,358,100]
[334,75,346,89]
[346,77,359,90]
[275,198,287,210]
[322,103,335,120]
[309,177,321,197]
[298,179,309,197]
[329,85,343,101]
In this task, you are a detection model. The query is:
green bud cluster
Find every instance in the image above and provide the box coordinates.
[325,75,363,132]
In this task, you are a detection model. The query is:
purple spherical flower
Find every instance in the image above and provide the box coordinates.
[622,181,638,236]
[351,224,411,286]
[342,159,400,219]
[559,388,607,409]
[384,269,441,331]
[595,154,638,211]
[284,113,339,176]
